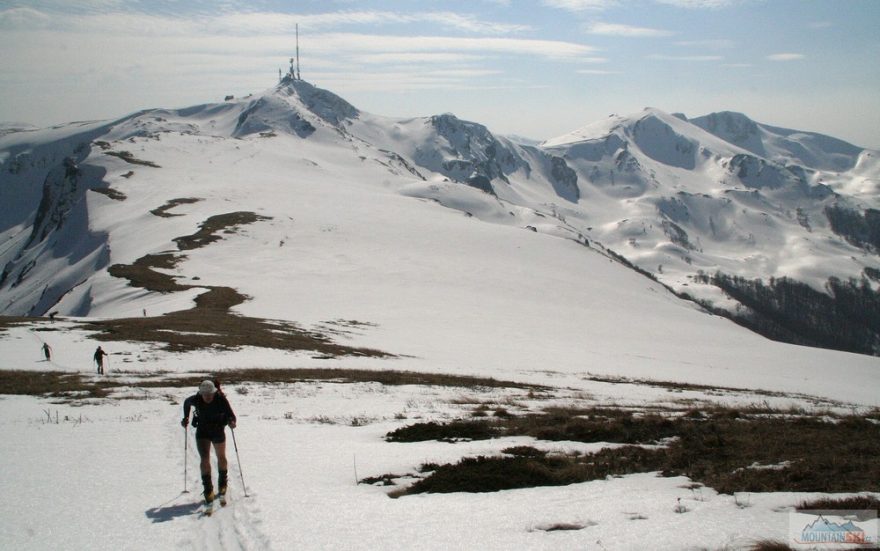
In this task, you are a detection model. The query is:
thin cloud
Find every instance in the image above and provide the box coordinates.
[541,0,617,12]
[310,70,547,93]
[654,0,745,7]
[0,7,51,29]
[354,53,487,65]
[310,33,597,60]
[577,69,621,74]
[217,11,531,35]
[648,54,724,61]
[585,22,674,37]
[0,8,530,36]
[675,39,734,49]
[767,53,805,61]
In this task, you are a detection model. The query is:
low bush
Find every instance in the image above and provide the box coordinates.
[748,540,793,551]
[797,495,880,515]
[385,406,880,496]
[386,420,499,443]
[405,446,665,495]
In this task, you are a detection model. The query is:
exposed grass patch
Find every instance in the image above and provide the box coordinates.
[585,374,792,400]
[748,540,794,551]
[536,523,587,532]
[798,495,880,515]
[0,316,32,331]
[107,253,187,293]
[150,197,202,218]
[503,446,548,458]
[91,187,127,201]
[405,446,662,495]
[173,211,270,250]
[389,407,681,444]
[104,150,161,168]
[511,407,680,444]
[385,406,880,496]
[0,370,113,400]
[0,367,536,403]
[387,420,499,443]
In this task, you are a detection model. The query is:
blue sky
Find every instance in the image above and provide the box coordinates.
[1,0,878,147]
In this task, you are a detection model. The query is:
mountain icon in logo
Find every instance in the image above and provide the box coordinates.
[800,515,867,544]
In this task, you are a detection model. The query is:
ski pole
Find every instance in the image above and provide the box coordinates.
[230,427,248,497]
[183,426,190,493]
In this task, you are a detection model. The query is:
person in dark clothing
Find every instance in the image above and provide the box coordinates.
[181,380,237,503]
[42,343,52,361]
[93,346,108,374]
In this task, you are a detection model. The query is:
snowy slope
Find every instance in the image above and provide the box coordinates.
[0,77,878,384]
[4,79,879,320]
[542,107,880,300]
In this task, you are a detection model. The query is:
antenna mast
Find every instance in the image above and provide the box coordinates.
[295,23,301,80]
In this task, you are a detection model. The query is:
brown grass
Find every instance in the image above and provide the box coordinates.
[798,495,880,515]
[104,150,160,168]
[91,187,127,201]
[150,197,202,218]
[173,211,270,250]
[0,371,113,400]
[748,541,794,551]
[0,367,537,403]
[384,406,880,496]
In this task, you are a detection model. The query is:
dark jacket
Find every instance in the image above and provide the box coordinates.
[183,392,236,430]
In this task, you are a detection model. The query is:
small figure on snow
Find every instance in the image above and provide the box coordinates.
[93,346,108,374]
[42,343,52,362]
[181,380,237,505]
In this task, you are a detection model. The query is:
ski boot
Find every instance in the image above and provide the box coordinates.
[202,474,215,504]
[218,470,228,506]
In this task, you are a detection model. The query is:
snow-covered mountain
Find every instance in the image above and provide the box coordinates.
[2,76,879,355]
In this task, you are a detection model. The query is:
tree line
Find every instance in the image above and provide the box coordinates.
[692,271,880,356]
[825,205,880,251]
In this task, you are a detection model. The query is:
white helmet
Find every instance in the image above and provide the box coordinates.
[198,380,217,395]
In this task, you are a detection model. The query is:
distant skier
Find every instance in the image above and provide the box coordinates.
[93,346,108,374]
[181,380,237,505]
[42,343,51,362]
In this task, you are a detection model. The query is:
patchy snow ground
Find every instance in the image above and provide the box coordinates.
[2,79,880,550]
[1,328,879,551]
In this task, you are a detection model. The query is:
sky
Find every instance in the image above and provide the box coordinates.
[1,0,879,148]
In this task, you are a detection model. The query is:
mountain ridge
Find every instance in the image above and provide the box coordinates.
[2,79,879,355]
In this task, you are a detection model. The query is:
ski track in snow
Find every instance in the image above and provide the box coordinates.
[175,426,271,551]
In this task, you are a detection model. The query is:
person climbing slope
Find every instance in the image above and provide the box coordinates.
[181,380,237,506]
[93,346,108,374]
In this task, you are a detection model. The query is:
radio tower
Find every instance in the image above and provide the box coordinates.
[279,24,302,82]
[295,23,301,80]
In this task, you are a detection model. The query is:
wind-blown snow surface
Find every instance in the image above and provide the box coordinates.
[1,79,879,549]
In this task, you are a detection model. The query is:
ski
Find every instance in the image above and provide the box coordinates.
[203,492,216,517]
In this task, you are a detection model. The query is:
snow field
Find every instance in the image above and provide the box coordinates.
[5,376,876,551]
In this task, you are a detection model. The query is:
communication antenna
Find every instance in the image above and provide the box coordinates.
[295,23,301,80]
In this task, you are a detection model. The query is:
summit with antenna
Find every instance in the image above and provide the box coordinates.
[281,24,302,82]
